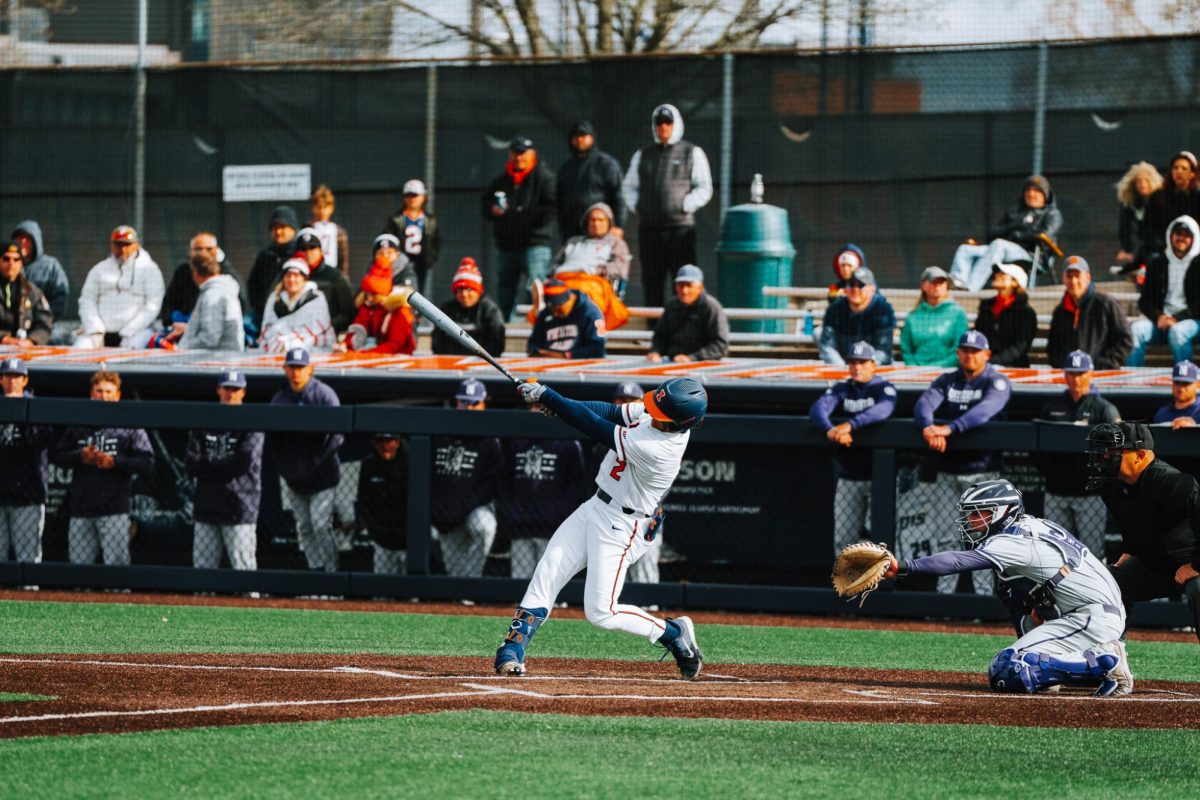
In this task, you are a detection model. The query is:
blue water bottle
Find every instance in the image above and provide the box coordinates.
[803,310,814,337]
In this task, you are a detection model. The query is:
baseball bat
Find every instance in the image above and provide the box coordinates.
[407,290,522,385]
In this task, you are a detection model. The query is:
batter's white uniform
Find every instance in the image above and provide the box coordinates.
[518,402,687,641]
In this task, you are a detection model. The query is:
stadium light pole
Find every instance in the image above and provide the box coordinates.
[133,0,148,235]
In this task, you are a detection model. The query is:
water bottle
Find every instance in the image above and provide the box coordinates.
[803,310,814,337]
[750,173,764,204]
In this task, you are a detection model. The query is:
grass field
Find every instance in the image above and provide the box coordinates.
[2,598,1198,799]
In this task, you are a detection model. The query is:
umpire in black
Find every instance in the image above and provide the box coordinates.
[1086,421,1200,642]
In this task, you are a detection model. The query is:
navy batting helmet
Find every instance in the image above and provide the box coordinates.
[643,377,707,431]
[956,479,1024,546]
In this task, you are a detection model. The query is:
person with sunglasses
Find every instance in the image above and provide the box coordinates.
[0,241,52,347]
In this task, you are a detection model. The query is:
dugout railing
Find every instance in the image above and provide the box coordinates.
[0,397,1192,628]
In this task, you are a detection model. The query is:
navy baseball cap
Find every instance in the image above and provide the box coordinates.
[675,265,704,283]
[543,279,571,307]
[613,381,644,400]
[455,378,487,403]
[1172,360,1199,382]
[294,228,322,251]
[509,135,533,153]
[217,368,246,388]
[0,356,28,375]
[1063,350,1094,373]
[284,347,311,367]
[958,331,989,350]
[846,341,876,361]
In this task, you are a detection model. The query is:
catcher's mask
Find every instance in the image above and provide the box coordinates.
[1085,422,1153,490]
[956,479,1024,547]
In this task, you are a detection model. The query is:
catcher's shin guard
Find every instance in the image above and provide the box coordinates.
[494,606,547,676]
[988,647,1119,694]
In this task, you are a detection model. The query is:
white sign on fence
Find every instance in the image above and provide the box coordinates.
[222,164,312,202]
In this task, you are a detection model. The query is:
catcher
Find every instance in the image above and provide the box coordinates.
[832,479,1133,696]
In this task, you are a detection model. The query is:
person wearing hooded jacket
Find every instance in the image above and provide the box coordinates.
[259,258,334,354]
[177,251,245,351]
[948,175,1063,292]
[248,206,299,333]
[1142,151,1200,260]
[1129,214,1200,366]
[552,202,631,285]
[826,244,866,304]
[11,220,69,320]
[556,120,626,241]
[622,103,713,308]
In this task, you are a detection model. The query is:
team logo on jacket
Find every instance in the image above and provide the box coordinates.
[435,444,479,475]
[947,387,983,404]
[516,446,559,480]
[993,379,1007,391]
[843,397,875,413]
[0,424,25,446]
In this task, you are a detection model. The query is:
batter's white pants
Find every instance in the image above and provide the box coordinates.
[627,533,662,584]
[0,504,44,562]
[1042,493,1108,563]
[193,522,258,570]
[373,544,406,574]
[281,483,338,572]
[1012,603,1125,658]
[833,479,871,554]
[511,537,550,579]
[520,495,666,643]
[436,505,497,577]
[68,514,131,566]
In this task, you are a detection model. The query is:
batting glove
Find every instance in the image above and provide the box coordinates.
[517,380,547,405]
[645,507,666,541]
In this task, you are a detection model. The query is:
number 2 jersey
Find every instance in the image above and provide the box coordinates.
[593,402,689,516]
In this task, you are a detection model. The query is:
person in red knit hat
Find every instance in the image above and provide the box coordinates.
[335,238,415,354]
[431,258,507,356]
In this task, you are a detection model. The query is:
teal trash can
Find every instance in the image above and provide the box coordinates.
[715,203,796,334]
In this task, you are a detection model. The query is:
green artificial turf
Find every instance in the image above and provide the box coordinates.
[0,693,55,703]
[2,711,1198,800]
[1,599,1197,682]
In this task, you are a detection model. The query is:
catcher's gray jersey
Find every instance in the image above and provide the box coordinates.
[975,515,1123,615]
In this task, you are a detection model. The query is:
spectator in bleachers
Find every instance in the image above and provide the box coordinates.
[527,278,606,360]
[75,226,164,349]
[357,432,408,575]
[1154,360,1200,429]
[1129,216,1200,366]
[54,370,153,566]
[1047,256,1132,370]
[308,184,350,279]
[818,266,895,365]
[11,221,68,320]
[973,263,1036,368]
[557,120,626,242]
[186,369,263,571]
[483,135,557,319]
[647,265,728,363]
[810,341,897,553]
[0,241,52,347]
[384,179,439,294]
[432,259,506,357]
[160,232,250,347]
[335,260,416,355]
[259,257,334,353]
[552,202,631,293]
[498,411,586,579]
[0,357,53,564]
[1115,161,1163,270]
[948,175,1062,292]
[432,379,501,576]
[899,266,967,366]
[826,244,866,303]
[623,103,713,307]
[248,206,299,333]
[294,228,355,335]
[1033,351,1120,561]
[1142,151,1200,260]
[176,251,245,352]
[363,233,416,292]
[913,330,1011,594]
[268,347,343,572]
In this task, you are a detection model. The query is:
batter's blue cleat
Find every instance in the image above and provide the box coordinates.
[659,616,703,680]
[494,643,525,676]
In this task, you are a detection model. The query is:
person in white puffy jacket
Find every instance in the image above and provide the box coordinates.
[259,257,334,353]
[75,225,165,349]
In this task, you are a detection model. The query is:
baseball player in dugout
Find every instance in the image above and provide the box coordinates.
[881,479,1133,696]
[494,376,708,679]
[809,341,897,554]
[1086,421,1200,643]
[912,330,1012,594]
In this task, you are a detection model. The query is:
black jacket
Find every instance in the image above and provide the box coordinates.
[988,176,1063,252]
[482,163,557,249]
[650,292,730,361]
[431,296,506,357]
[1138,251,1200,323]
[308,262,356,334]
[0,392,53,506]
[1033,390,1120,496]
[53,425,154,517]
[247,241,294,329]
[0,274,52,346]
[431,436,502,530]
[1047,286,1133,370]
[267,378,343,495]
[556,148,626,239]
[357,448,408,551]
[1100,458,1200,574]
[975,293,1037,367]
[185,429,264,526]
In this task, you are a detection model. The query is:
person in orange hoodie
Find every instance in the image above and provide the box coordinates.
[335,244,415,355]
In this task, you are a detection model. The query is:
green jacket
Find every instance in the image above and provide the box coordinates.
[900,300,968,366]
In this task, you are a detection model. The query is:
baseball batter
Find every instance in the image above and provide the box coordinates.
[494,376,707,679]
[884,479,1132,696]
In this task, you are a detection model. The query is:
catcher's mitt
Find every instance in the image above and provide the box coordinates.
[831,542,893,606]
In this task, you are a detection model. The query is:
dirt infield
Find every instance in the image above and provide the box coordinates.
[3,653,1199,739]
